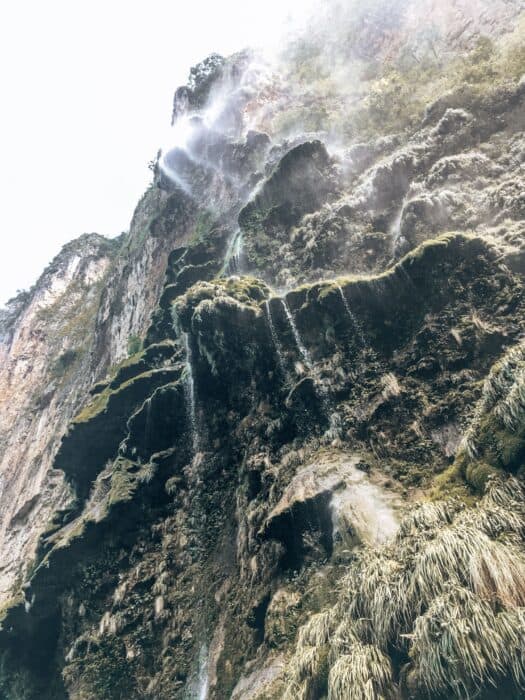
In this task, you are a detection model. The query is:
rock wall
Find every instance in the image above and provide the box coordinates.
[1,2,525,698]
[0,235,116,599]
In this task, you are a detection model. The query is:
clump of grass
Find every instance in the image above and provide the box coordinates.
[328,643,394,700]
[408,517,525,609]
[284,644,328,700]
[284,476,525,698]
[329,618,361,659]
[461,342,525,463]
[345,554,407,649]
[297,610,334,648]
[395,499,463,540]
[409,584,517,695]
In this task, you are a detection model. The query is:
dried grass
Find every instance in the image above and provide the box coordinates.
[284,476,525,698]
[328,644,394,700]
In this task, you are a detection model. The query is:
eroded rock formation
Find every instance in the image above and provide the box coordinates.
[1,1,525,698]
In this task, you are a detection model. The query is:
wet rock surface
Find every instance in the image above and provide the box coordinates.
[1,3,525,698]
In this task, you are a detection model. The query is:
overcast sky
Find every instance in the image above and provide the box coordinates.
[0,0,317,306]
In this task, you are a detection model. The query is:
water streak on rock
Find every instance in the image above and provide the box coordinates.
[183,333,199,453]
[336,284,367,348]
[197,643,209,700]
[263,300,287,375]
[281,299,313,369]
[221,229,244,276]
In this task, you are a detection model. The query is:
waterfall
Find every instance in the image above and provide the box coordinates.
[158,154,193,196]
[280,300,342,439]
[221,229,243,276]
[197,644,209,700]
[389,197,405,247]
[389,185,424,254]
[330,463,401,546]
[183,333,199,452]
[144,396,153,449]
[263,300,287,374]
[281,299,313,369]
[336,284,367,348]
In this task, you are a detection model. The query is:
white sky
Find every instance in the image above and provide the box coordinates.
[0,0,317,306]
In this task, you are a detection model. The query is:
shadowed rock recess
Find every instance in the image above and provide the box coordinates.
[2,1,525,698]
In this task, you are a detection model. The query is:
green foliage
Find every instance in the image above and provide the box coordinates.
[127,334,142,357]
[188,53,225,106]
[192,209,215,243]
[452,341,525,490]
[108,459,137,506]
[273,104,332,137]
[73,386,111,424]
[272,20,525,142]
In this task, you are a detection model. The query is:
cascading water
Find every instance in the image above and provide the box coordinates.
[281,299,313,370]
[335,283,389,377]
[144,396,153,449]
[263,300,287,376]
[389,183,425,255]
[183,333,199,453]
[281,299,342,438]
[330,462,402,546]
[389,196,406,249]
[158,53,271,210]
[336,284,367,348]
[221,229,244,276]
[197,644,209,700]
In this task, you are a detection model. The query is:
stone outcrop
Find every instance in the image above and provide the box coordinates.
[1,2,525,698]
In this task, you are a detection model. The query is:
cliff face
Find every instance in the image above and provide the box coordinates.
[1,1,525,699]
[0,235,117,599]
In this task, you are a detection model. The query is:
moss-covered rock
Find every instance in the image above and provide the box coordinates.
[56,366,182,500]
[3,10,525,699]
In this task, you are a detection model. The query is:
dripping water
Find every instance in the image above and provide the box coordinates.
[389,197,405,249]
[183,332,199,453]
[159,154,193,197]
[144,396,153,450]
[197,644,209,700]
[336,284,367,348]
[221,229,244,276]
[263,300,287,375]
[281,299,313,369]
[281,299,342,439]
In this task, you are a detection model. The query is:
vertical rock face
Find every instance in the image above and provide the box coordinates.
[88,186,197,375]
[1,1,525,698]
[0,235,116,598]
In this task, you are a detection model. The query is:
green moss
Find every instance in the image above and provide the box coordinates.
[108,460,138,507]
[126,334,142,356]
[73,352,150,423]
[57,520,88,549]
[465,409,525,477]
[73,387,111,424]
[74,367,171,425]
[192,209,216,243]
[174,275,271,333]
[217,276,270,305]
[436,403,525,497]
[465,460,498,492]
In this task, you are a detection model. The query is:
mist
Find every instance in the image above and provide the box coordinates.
[0,0,319,307]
